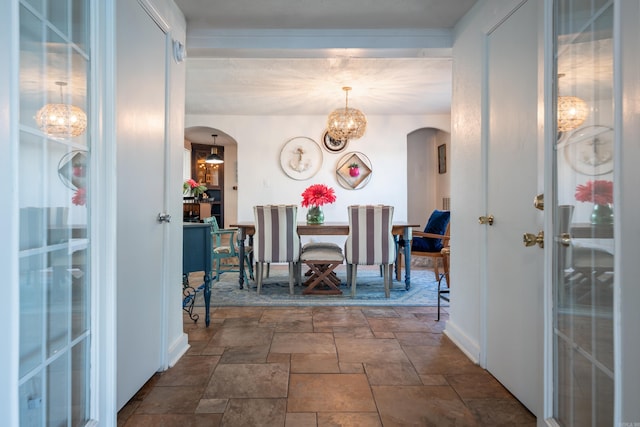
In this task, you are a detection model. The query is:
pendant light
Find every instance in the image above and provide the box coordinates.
[557,74,588,133]
[35,81,87,139]
[205,134,224,164]
[557,95,588,132]
[326,86,367,142]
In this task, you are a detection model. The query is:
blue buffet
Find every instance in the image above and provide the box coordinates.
[182,223,212,326]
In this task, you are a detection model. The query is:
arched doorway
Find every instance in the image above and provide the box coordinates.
[184,126,238,227]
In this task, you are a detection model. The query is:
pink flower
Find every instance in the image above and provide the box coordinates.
[301,184,336,208]
[575,180,613,205]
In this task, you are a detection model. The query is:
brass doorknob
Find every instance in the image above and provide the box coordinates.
[534,194,544,211]
[478,215,494,225]
[523,231,544,248]
[559,233,571,247]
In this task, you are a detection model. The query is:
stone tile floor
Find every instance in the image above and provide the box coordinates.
[118,304,536,426]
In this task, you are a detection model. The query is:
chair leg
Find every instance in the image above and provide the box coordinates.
[383,263,393,298]
[396,252,403,281]
[288,262,295,295]
[245,254,254,280]
[350,265,358,297]
[256,262,264,294]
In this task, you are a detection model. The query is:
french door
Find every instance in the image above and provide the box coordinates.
[18,0,93,424]
[551,1,615,425]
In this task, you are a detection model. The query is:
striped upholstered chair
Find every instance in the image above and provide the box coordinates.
[253,205,301,295]
[344,205,396,297]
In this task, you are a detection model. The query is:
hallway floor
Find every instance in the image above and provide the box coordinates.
[118,302,535,426]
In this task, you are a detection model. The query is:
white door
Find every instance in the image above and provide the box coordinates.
[116,1,168,409]
[485,0,542,416]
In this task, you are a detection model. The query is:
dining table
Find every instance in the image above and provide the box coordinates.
[230,221,420,290]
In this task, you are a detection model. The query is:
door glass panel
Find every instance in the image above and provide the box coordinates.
[553,1,614,425]
[18,0,91,424]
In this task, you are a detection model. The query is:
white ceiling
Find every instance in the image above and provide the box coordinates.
[175,0,477,143]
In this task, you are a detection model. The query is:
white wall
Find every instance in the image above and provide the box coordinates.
[447,0,525,361]
[186,114,450,236]
[406,128,451,229]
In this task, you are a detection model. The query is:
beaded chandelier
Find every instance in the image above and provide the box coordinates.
[557,95,588,133]
[326,86,367,142]
[35,81,87,139]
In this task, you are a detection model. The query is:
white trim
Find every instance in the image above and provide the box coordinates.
[167,335,190,368]
[443,321,481,364]
[89,0,119,423]
[0,0,20,424]
[137,0,171,33]
[541,0,555,422]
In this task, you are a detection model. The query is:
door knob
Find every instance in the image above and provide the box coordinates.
[533,194,544,211]
[157,213,172,223]
[523,231,544,248]
[558,232,571,247]
[478,215,494,225]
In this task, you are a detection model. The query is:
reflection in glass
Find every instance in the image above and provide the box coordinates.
[18,1,91,423]
[554,0,614,424]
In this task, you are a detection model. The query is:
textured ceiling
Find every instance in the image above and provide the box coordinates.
[175,0,477,141]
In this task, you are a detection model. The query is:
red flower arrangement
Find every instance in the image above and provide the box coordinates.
[575,180,613,205]
[301,184,336,208]
[72,188,86,206]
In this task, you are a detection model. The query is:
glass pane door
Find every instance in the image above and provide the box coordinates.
[18,0,91,424]
[553,1,614,425]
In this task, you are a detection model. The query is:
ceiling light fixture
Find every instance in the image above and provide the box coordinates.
[326,86,367,142]
[205,134,224,164]
[557,95,588,132]
[35,81,87,139]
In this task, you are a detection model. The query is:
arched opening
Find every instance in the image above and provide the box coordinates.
[406,127,451,227]
[184,126,238,227]
[405,127,451,270]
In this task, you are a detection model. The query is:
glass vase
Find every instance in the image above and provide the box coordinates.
[306,206,324,225]
[590,203,613,225]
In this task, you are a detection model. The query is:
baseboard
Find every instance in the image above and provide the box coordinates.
[166,333,190,368]
[443,320,481,364]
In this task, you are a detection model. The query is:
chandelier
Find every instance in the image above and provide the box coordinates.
[326,86,367,142]
[35,81,87,138]
[557,95,588,133]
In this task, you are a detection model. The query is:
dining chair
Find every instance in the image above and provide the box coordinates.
[203,216,254,282]
[344,205,396,297]
[253,205,301,294]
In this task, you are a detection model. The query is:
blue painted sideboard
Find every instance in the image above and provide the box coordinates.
[182,223,212,326]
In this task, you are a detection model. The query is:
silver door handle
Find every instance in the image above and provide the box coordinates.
[157,213,172,223]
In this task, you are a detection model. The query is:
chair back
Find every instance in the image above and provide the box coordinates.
[253,205,301,263]
[345,205,395,265]
[203,216,221,232]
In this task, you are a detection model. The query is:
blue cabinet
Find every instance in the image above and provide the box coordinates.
[183,223,212,326]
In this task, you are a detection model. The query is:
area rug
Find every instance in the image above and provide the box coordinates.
[187,266,448,307]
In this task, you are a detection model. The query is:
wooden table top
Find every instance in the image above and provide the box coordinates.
[230,221,420,236]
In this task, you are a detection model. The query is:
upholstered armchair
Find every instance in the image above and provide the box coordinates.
[344,205,396,297]
[397,209,450,282]
[253,205,301,294]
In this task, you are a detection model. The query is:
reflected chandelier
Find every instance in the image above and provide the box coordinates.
[557,95,588,133]
[35,81,87,138]
[326,86,367,142]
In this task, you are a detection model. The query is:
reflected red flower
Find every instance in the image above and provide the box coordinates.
[575,180,613,205]
[72,188,86,206]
